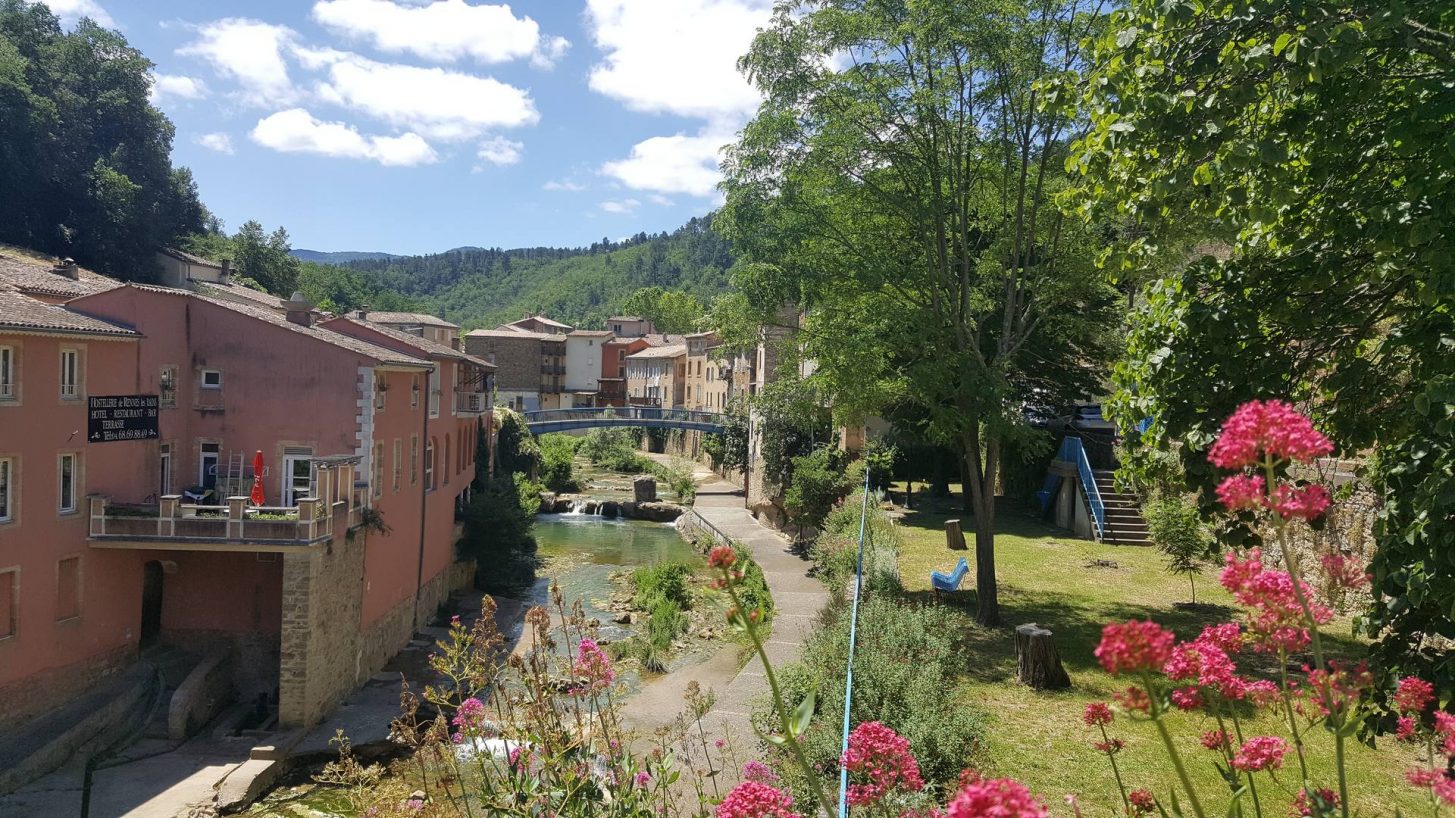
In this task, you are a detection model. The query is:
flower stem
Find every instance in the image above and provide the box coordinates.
[1145,674,1207,818]
[724,568,834,818]
[1100,723,1131,817]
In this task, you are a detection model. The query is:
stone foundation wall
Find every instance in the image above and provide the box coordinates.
[0,643,133,732]
[279,530,366,729]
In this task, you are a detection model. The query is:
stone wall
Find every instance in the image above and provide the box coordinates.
[0,643,133,732]
[279,529,475,729]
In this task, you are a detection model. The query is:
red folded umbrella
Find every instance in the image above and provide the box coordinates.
[250,450,266,506]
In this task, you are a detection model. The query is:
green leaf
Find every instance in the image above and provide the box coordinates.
[1116,28,1139,48]
[1273,33,1294,56]
[790,688,817,737]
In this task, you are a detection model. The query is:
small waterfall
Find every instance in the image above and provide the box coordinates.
[565,499,586,516]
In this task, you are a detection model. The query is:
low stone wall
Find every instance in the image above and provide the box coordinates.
[0,643,133,733]
[538,493,685,522]
[168,647,233,740]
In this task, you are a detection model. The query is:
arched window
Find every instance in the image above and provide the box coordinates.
[424,439,436,490]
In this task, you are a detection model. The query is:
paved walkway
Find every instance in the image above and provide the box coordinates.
[683,472,831,762]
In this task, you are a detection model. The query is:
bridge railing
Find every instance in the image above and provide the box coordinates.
[522,407,726,427]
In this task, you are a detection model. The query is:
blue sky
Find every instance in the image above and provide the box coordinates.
[40,0,773,254]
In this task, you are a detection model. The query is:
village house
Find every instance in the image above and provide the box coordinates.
[564,329,614,407]
[359,311,461,349]
[598,336,651,407]
[624,344,687,408]
[464,328,566,411]
[607,315,655,337]
[0,252,492,753]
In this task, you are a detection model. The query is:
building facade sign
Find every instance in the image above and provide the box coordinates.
[87,395,160,442]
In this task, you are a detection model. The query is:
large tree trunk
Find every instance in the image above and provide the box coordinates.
[963,427,1001,627]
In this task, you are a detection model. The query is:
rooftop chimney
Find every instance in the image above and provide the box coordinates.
[285,292,314,327]
[356,304,370,321]
[220,258,232,284]
[53,258,79,280]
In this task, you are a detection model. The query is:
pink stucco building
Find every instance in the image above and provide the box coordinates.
[0,251,493,740]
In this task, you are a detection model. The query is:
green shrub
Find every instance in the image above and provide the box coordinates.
[494,408,541,477]
[784,446,851,535]
[1145,493,1218,603]
[457,472,541,595]
[647,458,697,504]
[538,434,581,493]
[631,561,693,611]
[757,597,984,803]
[732,546,773,624]
[810,490,902,593]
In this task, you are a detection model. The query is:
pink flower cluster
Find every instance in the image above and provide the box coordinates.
[1291,787,1340,817]
[1395,676,1435,714]
[573,638,616,692]
[1208,400,1333,469]
[946,776,1049,818]
[1220,551,1332,653]
[1300,661,1372,719]
[1094,620,1175,676]
[1127,789,1156,816]
[1082,702,1113,727]
[841,721,926,806]
[1230,736,1289,772]
[743,760,779,785]
[716,781,803,818]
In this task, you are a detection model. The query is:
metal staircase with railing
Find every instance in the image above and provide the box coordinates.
[1092,470,1150,545]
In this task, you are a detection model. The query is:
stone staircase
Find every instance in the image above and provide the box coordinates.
[140,644,199,740]
[1092,470,1150,545]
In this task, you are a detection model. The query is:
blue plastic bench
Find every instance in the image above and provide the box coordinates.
[931,557,969,593]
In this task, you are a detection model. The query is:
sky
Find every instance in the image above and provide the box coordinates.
[37,0,775,254]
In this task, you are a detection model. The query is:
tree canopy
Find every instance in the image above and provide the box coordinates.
[620,286,706,335]
[1073,0,1455,696]
[0,1,208,279]
[722,0,1120,624]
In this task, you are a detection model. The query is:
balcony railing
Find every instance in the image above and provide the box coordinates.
[455,389,489,414]
[539,364,566,375]
[0,382,12,399]
[88,494,333,550]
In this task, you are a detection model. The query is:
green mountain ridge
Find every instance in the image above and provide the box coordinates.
[336,215,735,330]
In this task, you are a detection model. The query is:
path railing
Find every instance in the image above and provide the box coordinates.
[522,406,728,433]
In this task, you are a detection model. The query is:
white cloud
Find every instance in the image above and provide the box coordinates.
[648,194,674,206]
[599,198,641,214]
[530,35,571,69]
[544,180,586,192]
[311,0,566,66]
[475,135,523,166]
[250,108,438,166]
[197,132,235,154]
[149,73,208,104]
[312,54,539,140]
[30,0,114,28]
[601,131,726,197]
[178,18,299,104]
[585,0,768,120]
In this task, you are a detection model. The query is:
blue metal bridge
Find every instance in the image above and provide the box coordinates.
[523,407,727,435]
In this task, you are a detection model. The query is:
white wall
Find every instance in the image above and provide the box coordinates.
[564,336,603,393]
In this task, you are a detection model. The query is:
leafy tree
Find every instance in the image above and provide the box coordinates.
[493,408,541,480]
[537,435,580,494]
[0,1,208,277]
[1071,0,1455,694]
[722,0,1118,624]
[784,447,851,540]
[621,286,705,335]
[1144,495,1217,604]
[230,220,300,296]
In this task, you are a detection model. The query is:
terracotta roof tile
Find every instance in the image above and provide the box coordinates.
[626,344,687,359]
[362,311,458,329]
[328,316,495,370]
[0,252,121,298]
[0,286,137,338]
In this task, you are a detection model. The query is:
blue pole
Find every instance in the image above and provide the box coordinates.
[837,467,873,817]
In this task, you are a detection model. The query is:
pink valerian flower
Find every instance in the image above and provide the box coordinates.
[573,638,616,692]
[1290,787,1340,817]
[841,721,926,806]
[1319,552,1369,592]
[1220,551,1334,654]
[1231,736,1289,772]
[452,697,487,730]
[634,771,652,788]
[1171,687,1204,711]
[1095,620,1176,676]
[1395,677,1436,714]
[1406,768,1455,806]
[1200,730,1232,751]
[1208,400,1333,469]
[1082,702,1114,726]
[716,781,803,818]
[1113,686,1152,714]
[1246,679,1282,707]
[1094,739,1126,754]
[1269,483,1331,521]
[1127,789,1157,817]
[743,760,780,785]
[1216,474,1267,512]
[1301,662,1373,719]
[1397,717,1418,742]
[1163,638,1242,698]
[708,545,737,569]
[1435,711,1455,737]
[1199,623,1244,654]
[946,776,1049,818]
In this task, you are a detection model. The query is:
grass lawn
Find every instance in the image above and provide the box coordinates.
[890,493,1425,817]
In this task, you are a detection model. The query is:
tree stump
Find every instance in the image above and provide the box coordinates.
[945,519,967,550]
[1015,623,1071,690]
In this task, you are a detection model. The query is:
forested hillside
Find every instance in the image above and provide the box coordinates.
[336,215,734,329]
